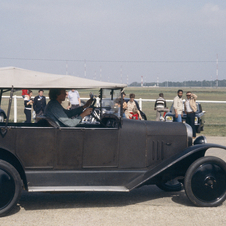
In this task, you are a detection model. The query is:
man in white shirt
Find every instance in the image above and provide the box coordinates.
[184,91,197,138]
[172,90,183,122]
[68,89,81,109]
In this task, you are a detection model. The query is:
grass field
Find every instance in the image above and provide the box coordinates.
[1,87,226,136]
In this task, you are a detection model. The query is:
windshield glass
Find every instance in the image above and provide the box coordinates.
[101,89,121,117]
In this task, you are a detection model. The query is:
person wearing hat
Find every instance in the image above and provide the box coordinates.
[33,89,46,119]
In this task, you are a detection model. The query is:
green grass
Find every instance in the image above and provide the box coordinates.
[1,87,226,136]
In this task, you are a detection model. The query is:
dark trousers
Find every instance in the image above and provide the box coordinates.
[24,109,31,123]
[186,112,196,138]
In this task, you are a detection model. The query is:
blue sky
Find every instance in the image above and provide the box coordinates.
[1,1,226,84]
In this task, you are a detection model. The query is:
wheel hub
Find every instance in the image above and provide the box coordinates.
[204,176,216,189]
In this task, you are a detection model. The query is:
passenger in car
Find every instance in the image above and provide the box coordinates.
[125,93,142,120]
[44,88,92,127]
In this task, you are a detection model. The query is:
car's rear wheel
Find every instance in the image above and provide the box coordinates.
[156,179,183,192]
[184,156,226,207]
[0,160,22,216]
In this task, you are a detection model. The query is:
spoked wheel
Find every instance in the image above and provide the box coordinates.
[156,179,183,192]
[0,160,22,216]
[184,156,226,207]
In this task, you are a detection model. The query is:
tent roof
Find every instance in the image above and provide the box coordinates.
[0,67,127,89]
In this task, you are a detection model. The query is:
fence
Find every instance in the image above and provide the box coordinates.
[2,95,226,122]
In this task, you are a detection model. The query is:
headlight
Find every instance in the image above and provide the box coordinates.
[165,116,173,122]
[194,136,207,145]
[194,116,198,125]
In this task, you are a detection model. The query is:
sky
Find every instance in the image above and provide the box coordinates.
[1,0,226,84]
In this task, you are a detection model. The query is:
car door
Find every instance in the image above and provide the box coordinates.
[16,127,56,169]
[82,127,119,168]
[55,127,119,169]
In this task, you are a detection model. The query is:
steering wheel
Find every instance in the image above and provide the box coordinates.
[89,98,101,122]
[89,98,96,109]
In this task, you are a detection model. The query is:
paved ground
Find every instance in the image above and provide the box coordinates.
[0,136,226,226]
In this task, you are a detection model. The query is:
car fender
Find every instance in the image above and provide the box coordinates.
[0,147,28,190]
[127,143,226,190]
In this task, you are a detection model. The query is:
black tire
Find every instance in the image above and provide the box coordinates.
[0,160,22,216]
[156,179,183,192]
[184,156,226,207]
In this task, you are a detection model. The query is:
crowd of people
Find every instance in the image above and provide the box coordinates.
[21,88,198,138]
[154,89,198,139]
[21,88,85,125]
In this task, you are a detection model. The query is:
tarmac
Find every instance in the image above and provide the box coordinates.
[0,136,226,226]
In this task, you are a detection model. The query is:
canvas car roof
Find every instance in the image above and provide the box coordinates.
[0,67,127,89]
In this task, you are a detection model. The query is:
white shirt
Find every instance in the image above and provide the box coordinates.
[68,90,80,105]
[185,99,193,112]
[172,96,183,114]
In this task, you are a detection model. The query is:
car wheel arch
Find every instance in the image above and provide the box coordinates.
[0,148,27,190]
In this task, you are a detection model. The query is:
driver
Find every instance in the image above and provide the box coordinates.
[44,88,93,127]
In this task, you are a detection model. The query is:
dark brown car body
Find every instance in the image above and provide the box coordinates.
[0,87,226,216]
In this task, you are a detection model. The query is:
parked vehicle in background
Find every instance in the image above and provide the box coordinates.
[164,102,205,133]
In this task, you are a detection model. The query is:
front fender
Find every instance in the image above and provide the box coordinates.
[127,143,226,190]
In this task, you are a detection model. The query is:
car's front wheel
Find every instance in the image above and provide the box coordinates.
[184,156,226,207]
[0,160,22,216]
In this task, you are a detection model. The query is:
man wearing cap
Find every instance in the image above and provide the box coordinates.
[33,89,46,118]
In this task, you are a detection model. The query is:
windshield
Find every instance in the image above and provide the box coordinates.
[101,89,122,117]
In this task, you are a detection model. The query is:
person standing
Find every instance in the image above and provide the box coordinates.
[33,89,46,117]
[68,89,81,109]
[154,93,169,121]
[172,89,183,122]
[24,90,33,123]
[184,91,197,138]
[61,91,71,109]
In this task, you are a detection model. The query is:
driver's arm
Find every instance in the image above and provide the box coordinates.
[63,107,83,118]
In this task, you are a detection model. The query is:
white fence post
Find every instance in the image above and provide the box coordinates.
[13,95,17,123]
[139,98,142,111]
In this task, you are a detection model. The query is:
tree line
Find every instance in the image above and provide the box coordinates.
[130,79,226,87]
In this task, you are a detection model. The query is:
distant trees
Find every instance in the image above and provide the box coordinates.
[129,79,226,87]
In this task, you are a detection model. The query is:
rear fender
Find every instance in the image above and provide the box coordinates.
[0,148,27,190]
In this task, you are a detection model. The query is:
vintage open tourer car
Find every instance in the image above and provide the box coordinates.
[0,67,226,216]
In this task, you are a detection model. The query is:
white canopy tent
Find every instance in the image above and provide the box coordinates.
[0,67,126,89]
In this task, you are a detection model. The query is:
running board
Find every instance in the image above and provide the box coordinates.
[28,186,129,192]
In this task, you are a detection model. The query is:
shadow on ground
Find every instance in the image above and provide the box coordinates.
[15,185,193,213]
